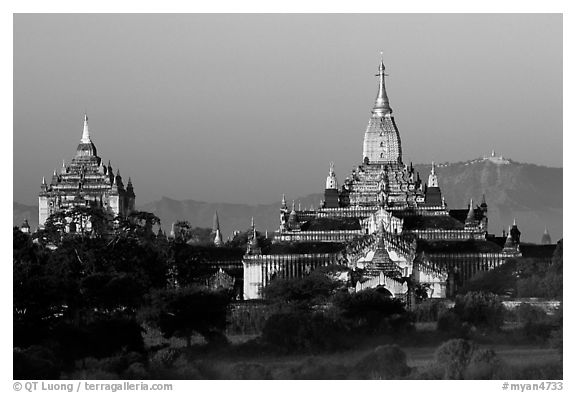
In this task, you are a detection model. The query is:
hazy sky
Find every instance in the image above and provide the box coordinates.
[13,14,562,206]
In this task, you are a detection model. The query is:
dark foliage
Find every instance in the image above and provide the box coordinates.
[140,286,231,346]
[461,258,518,296]
[412,299,449,322]
[333,289,411,334]
[436,310,469,338]
[263,272,341,308]
[434,339,476,379]
[353,345,410,379]
[452,292,504,332]
[14,346,61,379]
[261,311,349,353]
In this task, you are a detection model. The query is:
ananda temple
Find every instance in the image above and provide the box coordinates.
[242,58,526,301]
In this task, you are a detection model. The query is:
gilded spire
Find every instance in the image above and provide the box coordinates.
[213,211,220,233]
[81,113,91,143]
[372,53,392,116]
[466,198,475,223]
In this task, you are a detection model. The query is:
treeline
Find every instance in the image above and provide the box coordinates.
[13,209,253,379]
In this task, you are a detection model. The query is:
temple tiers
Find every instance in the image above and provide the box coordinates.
[38,114,135,229]
[244,57,522,301]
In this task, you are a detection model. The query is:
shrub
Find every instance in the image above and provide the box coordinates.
[434,339,476,379]
[464,348,505,379]
[274,357,350,379]
[69,351,146,379]
[453,292,504,332]
[353,345,411,379]
[549,327,562,355]
[334,289,410,334]
[261,311,348,353]
[232,362,272,379]
[437,310,469,338]
[412,299,448,322]
[14,346,61,379]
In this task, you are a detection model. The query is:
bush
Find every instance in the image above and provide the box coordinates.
[464,348,505,379]
[434,339,476,379]
[263,273,340,308]
[453,292,504,332]
[14,346,61,379]
[514,303,562,341]
[437,310,469,338]
[272,357,350,380]
[412,299,448,322]
[549,327,562,355]
[261,311,348,353]
[334,289,411,334]
[353,345,411,379]
[232,362,272,379]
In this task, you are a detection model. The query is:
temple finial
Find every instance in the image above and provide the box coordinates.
[372,54,392,116]
[81,112,91,143]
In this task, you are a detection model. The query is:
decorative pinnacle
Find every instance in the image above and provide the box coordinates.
[213,211,220,231]
[373,53,392,116]
[81,113,91,143]
[42,176,46,185]
[513,217,517,226]
[431,161,435,175]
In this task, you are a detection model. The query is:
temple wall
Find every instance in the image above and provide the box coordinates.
[275,230,363,243]
[242,253,340,300]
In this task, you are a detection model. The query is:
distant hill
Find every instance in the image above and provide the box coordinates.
[14,158,562,243]
[414,158,562,243]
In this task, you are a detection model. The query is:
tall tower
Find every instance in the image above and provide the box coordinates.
[38,113,135,229]
[324,162,340,208]
[213,211,224,247]
[362,55,402,165]
[541,227,552,245]
[424,162,442,206]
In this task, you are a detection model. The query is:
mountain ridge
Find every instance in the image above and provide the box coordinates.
[14,160,562,243]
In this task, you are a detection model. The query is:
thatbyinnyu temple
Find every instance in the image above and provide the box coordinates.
[38,115,136,231]
[242,57,526,301]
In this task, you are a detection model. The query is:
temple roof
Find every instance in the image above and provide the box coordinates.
[269,242,345,255]
[402,214,464,230]
[300,217,362,231]
[449,208,484,223]
[417,239,503,253]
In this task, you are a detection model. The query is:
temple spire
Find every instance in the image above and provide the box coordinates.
[372,53,392,116]
[212,211,220,233]
[81,113,91,143]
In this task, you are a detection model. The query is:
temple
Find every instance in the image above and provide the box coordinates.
[38,114,135,230]
[243,57,522,301]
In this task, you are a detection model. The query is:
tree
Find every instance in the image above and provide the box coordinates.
[172,221,192,243]
[452,292,504,332]
[117,211,161,240]
[140,286,231,347]
[333,288,410,334]
[263,272,340,309]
